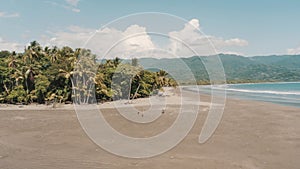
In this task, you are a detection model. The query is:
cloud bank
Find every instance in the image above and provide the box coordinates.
[1,19,250,57]
[38,19,248,58]
[0,37,23,51]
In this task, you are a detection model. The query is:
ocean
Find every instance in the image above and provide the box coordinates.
[184,82,300,108]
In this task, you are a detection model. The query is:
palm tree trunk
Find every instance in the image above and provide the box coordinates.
[128,78,132,101]
[3,83,9,94]
[132,83,141,99]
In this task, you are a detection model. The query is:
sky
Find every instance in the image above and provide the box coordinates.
[0,0,300,56]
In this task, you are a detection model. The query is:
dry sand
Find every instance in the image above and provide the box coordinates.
[0,89,299,169]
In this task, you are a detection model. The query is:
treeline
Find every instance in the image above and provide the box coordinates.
[0,41,176,104]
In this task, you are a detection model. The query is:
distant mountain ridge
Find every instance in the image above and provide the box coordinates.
[251,55,300,70]
[137,54,300,84]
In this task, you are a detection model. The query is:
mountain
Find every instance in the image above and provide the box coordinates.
[250,55,300,70]
[138,54,300,84]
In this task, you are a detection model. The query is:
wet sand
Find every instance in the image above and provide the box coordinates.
[0,90,299,169]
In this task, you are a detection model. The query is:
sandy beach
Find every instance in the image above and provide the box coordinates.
[0,89,299,169]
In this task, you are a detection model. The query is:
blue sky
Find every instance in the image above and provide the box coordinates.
[0,0,300,56]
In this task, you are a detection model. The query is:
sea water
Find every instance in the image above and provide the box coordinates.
[184,82,300,108]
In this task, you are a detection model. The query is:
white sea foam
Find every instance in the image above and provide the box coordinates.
[185,86,300,96]
[183,83,300,107]
[224,88,300,96]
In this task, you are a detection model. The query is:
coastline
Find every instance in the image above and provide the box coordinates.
[0,88,299,169]
[183,83,300,108]
[1,81,299,110]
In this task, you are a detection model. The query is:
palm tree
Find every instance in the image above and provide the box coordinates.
[156,70,168,88]
[7,51,18,68]
[113,57,121,67]
[23,41,44,64]
[46,46,60,63]
[0,41,177,104]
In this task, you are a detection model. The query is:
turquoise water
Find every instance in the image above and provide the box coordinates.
[184,82,300,108]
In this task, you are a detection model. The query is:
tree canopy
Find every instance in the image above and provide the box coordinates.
[0,41,176,104]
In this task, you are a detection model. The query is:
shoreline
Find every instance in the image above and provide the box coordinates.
[0,86,299,110]
[0,88,299,169]
[181,80,300,86]
[183,84,300,108]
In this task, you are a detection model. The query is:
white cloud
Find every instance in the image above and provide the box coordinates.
[45,0,80,13]
[64,0,80,12]
[40,26,93,48]
[36,18,248,58]
[220,51,245,56]
[65,0,80,6]
[0,38,23,52]
[168,18,248,56]
[287,46,300,55]
[1,18,248,58]
[67,25,94,33]
[189,19,200,29]
[90,25,155,59]
[71,8,80,13]
[0,11,19,18]
[224,38,248,46]
[40,25,155,59]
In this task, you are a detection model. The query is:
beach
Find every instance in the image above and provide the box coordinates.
[0,89,299,169]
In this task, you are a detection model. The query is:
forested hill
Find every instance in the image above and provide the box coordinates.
[250,55,300,70]
[138,54,300,84]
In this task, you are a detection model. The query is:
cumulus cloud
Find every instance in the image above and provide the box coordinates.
[0,11,19,18]
[105,25,155,58]
[287,46,300,55]
[41,24,155,59]
[85,24,155,58]
[188,19,200,29]
[35,18,248,58]
[0,38,23,52]
[168,19,248,56]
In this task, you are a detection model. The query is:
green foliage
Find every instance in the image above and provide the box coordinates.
[34,74,50,103]
[0,41,176,104]
[7,85,27,104]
